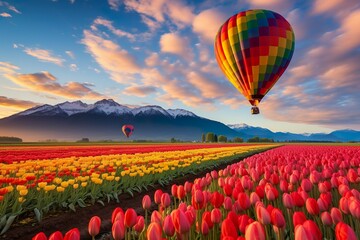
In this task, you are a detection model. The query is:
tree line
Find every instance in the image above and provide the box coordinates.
[201,133,274,143]
[0,136,23,143]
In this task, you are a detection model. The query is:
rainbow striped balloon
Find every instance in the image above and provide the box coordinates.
[214,9,295,112]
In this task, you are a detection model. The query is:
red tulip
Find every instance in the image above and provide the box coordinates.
[306,198,320,215]
[256,205,271,225]
[202,211,214,229]
[317,197,329,212]
[163,215,175,237]
[249,192,260,205]
[124,208,137,228]
[154,189,163,205]
[330,207,343,224]
[223,184,233,197]
[185,209,195,225]
[201,220,209,236]
[211,208,222,224]
[88,216,101,238]
[48,231,63,240]
[238,192,251,210]
[184,181,193,193]
[192,189,205,210]
[320,211,332,226]
[245,221,265,240]
[64,228,80,240]
[303,220,322,240]
[134,216,145,233]
[301,178,312,192]
[335,222,358,240]
[282,193,294,209]
[33,232,47,240]
[347,168,358,183]
[339,197,350,214]
[161,192,171,208]
[151,210,162,225]
[171,209,190,234]
[271,208,286,228]
[291,192,305,207]
[279,179,289,192]
[112,220,125,240]
[255,185,265,199]
[221,218,238,238]
[294,225,312,240]
[171,184,178,198]
[349,198,360,219]
[211,191,224,208]
[112,207,124,224]
[147,222,162,240]
[238,214,253,234]
[142,195,151,210]
[177,185,185,200]
[293,211,307,227]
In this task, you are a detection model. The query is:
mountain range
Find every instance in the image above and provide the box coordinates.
[0,99,359,142]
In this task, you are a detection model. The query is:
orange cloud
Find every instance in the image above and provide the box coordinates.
[108,0,121,10]
[160,32,194,61]
[123,85,157,97]
[92,17,135,40]
[0,12,11,17]
[5,72,104,99]
[0,62,19,74]
[0,96,39,109]
[24,48,64,66]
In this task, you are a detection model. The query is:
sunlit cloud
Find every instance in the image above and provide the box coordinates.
[69,63,78,71]
[108,0,121,11]
[0,1,21,14]
[82,30,141,83]
[160,32,194,61]
[0,62,19,74]
[0,12,10,17]
[123,85,157,97]
[0,96,39,109]
[245,0,294,13]
[92,17,135,41]
[24,48,65,66]
[65,51,75,59]
[4,72,104,100]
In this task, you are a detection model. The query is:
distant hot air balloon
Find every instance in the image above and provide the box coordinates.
[214,9,295,114]
[122,125,134,138]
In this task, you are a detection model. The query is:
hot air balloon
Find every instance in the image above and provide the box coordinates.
[214,9,295,114]
[122,124,134,138]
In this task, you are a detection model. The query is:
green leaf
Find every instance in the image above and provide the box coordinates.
[97,200,105,206]
[113,192,119,203]
[106,194,111,203]
[126,189,134,197]
[77,199,86,208]
[0,215,17,235]
[34,208,42,223]
[61,202,68,208]
[68,203,76,212]
[0,215,6,229]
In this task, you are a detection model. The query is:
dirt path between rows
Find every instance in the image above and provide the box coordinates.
[1,150,269,240]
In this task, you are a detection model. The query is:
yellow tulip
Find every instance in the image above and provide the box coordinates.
[61,182,69,188]
[73,184,79,189]
[81,182,88,187]
[38,182,47,188]
[56,186,65,192]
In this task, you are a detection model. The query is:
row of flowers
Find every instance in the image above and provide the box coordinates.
[33,145,360,239]
[0,143,249,164]
[0,144,272,234]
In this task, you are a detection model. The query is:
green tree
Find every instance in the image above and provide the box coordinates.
[233,137,243,143]
[214,134,218,142]
[205,132,215,142]
[218,135,227,142]
[201,133,205,143]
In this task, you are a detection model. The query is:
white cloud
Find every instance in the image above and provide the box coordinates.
[65,51,75,59]
[0,12,11,17]
[108,0,122,11]
[0,62,19,74]
[69,64,78,71]
[92,17,135,40]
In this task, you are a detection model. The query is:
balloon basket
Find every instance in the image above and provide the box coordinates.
[251,106,260,115]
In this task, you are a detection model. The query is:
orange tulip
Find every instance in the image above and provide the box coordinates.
[147,222,162,240]
[245,221,265,240]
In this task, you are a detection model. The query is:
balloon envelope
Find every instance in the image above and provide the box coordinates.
[122,125,134,138]
[214,9,295,113]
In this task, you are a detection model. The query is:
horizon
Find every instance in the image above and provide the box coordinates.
[1,0,360,136]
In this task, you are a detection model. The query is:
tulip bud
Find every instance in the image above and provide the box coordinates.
[142,195,151,210]
[88,216,101,238]
[48,231,63,240]
[177,185,185,200]
[112,220,125,240]
[32,232,47,240]
[221,218,238,239]
[256,205,271,225]
[134,216,145,233]
[330,207,343,224]
[163,215,175,237]
[245,221,265,240]
[306,198,320,215]
[64,228,80,240]
[154,189,163,205]
[171,184,178,198]
[147,222,162,240]
[293,211,307,227]
[320,211,332,226]
[211,208,222,224]
[335,222,358,240]
[161,193,171,208]
[282,193,294,209]
[124,208,137,228]
[151,210,162,225]
[211,191,224,208]
[271,208,285,228]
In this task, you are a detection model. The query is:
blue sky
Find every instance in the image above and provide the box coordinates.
[0,0,359,134]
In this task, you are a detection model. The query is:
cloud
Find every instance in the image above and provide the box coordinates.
[186,71,230,98]
[312,0,359,17]
[0,2,21,14]
[0,12,10,17]
[92,17,135,40]
[24,48,65,66]
[123,0,194,29]
[8,5,20,14]
[160,32,194,61]
[192,8,228,42]
[65,51,75,59]
[0,61,19,74]
[124,85,157,97]
[70,0,75,4]
[145,52,160,67]
[4,72,104,100]
[108,0,121,10]
[245,0,294,13]
[69,64,78,71]
[82,30,141,83]
[0,96,39,109]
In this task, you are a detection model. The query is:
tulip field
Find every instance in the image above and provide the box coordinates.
[0,143,275,238]
[28,144,360,240]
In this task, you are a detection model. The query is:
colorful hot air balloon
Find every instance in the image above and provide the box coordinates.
[122,125,134,138]
[214,9,295,114]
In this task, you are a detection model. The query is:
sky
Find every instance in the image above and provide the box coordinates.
[0,0,359,134]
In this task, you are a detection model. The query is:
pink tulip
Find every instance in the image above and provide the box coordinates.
[320,211,332,226]
[256,205,271,225]
[211,208,222,224]
[317,197,329,212]
[163,215,175,237]
[48,231,63,240]
[335,222,358,240]
[224,196,232,211]
[184,181,193,193]
[112,220,125,240]
[192,189,205,210]
[301,178,313,192]
[330,207,343,224]
[147,222,162,240]
[339,197,350,214]
[134,216,145,233]
[282,193,294,209]
[32,232,47,240]
[250,192,260,205]
[112,207,124,224]
[279,179,289,192]
[294,225,312,240]
[142,195,151,210]
[245,221,265,240]
[88,216,101,238]
[64,228,80,240]
[161,192,171,208]
[347,168,358,183]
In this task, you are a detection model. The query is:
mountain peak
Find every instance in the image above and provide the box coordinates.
[94,99,119,106]
[227,123,250,129]
[167,109,197,117]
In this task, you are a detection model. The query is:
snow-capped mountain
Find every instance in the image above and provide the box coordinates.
[132,105,172,117]
[167,109,197,118]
